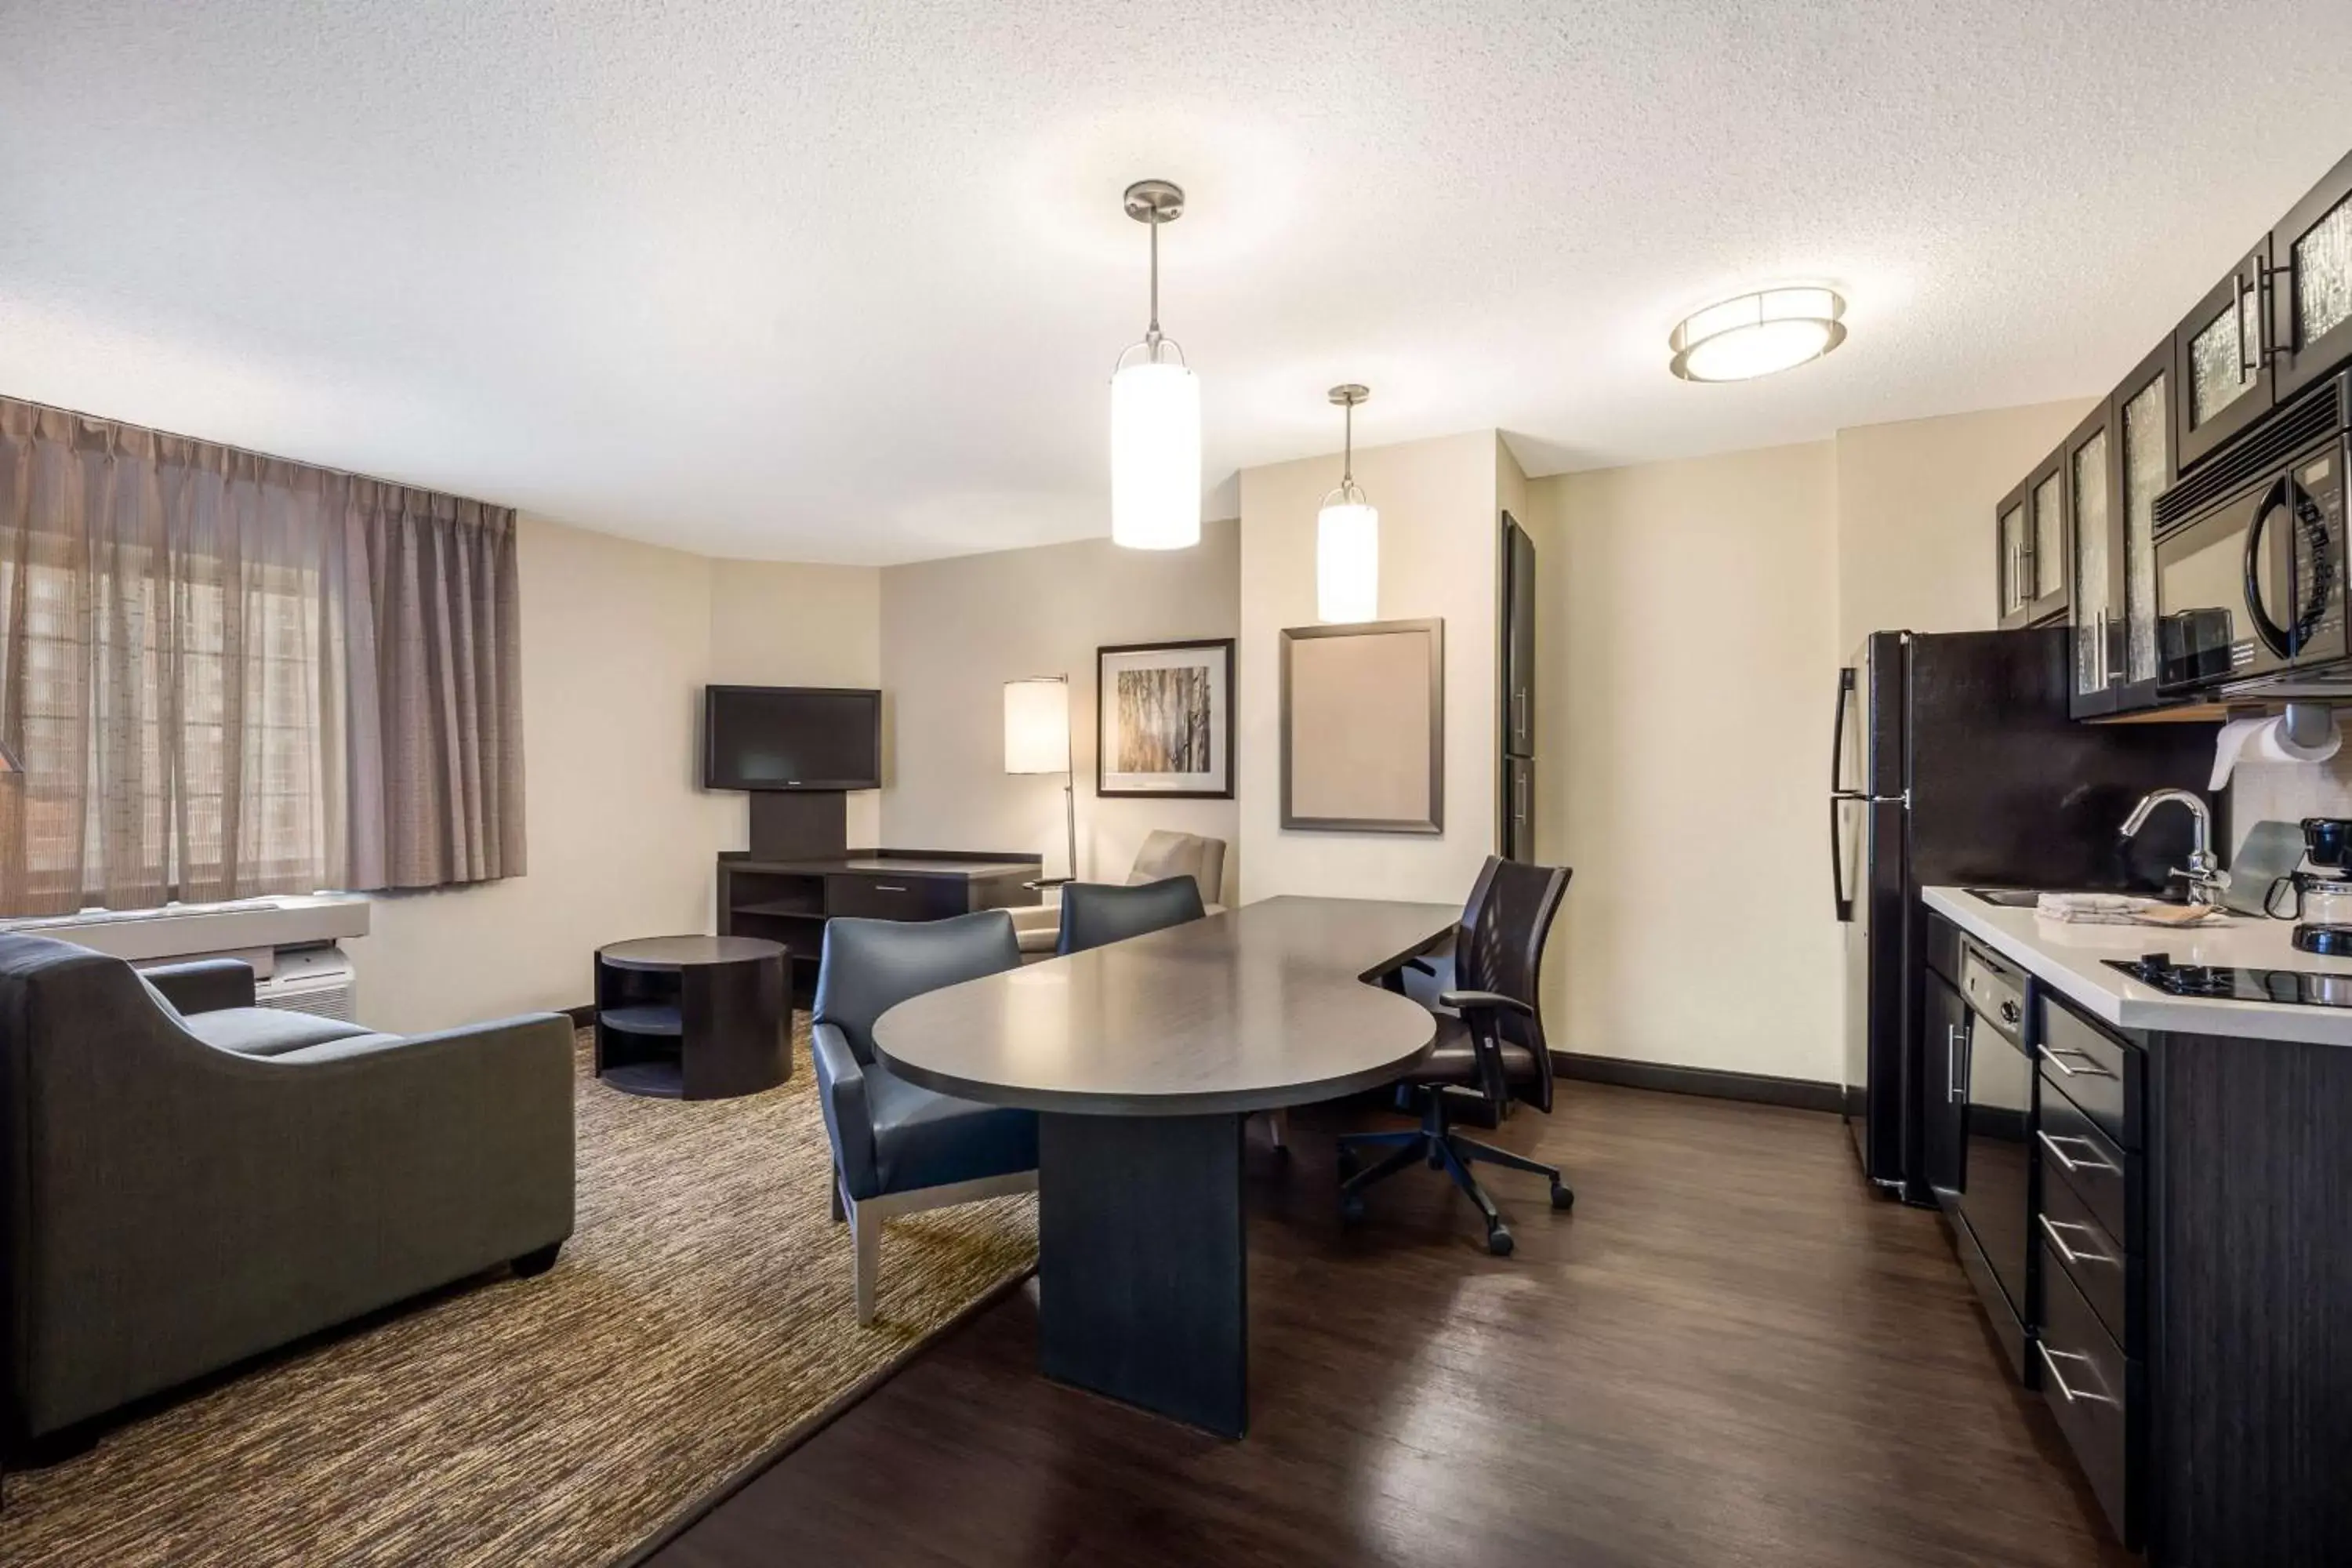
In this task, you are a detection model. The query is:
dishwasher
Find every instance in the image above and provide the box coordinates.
[1950,940,2037,1381]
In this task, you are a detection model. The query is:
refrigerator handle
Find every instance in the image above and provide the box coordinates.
[1831,796,1856,924]
[1831,666,1855,797]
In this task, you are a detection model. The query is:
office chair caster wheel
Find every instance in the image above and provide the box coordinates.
[1486,1226,1514,1258]
[1550,1182,1575,1211]
[1341,1193,1366,1225]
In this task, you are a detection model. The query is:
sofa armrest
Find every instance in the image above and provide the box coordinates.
[1007,902,1059,936]
[140,958,256,1014]
[811,1021,878,1200]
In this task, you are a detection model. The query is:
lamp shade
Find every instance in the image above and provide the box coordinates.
[1109,358,1201,550]
[1004,678,1070,775]
[1316,499,1380,623]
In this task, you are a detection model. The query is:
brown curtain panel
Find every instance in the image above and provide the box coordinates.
[0,396,523,913]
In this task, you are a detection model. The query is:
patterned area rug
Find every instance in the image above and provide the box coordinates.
[0,1025,1037,1566]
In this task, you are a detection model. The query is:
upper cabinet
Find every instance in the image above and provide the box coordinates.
[2173,241,2275,471]
[2270,151,2352,403]
[2065,401,2119,717]
[2110,342,2172,713]
[1996,451,2070,631]
[1997,481,2034,629]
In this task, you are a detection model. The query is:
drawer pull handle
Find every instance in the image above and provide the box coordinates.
[2038,1212,2119,1269]
[2036,1129,2122,1178]
[2037,1044,2116,1080]
[2038,1343,2120,1407]
[872,884,909,893]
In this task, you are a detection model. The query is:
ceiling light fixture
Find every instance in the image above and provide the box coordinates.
[1668,287,1847,382]
[1316,384,1378,623]
[1109,179,1202,550]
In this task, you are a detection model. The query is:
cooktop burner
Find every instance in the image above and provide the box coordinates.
[2107,953,2352,1008]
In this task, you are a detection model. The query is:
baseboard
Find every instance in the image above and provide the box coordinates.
[1552,1051,1841,1115]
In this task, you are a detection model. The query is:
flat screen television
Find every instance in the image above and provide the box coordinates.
[702,686,882,791]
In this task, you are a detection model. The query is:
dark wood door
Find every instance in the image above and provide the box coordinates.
[1923,972,1969,1212]
[1503,514,1536,755]
[2107,339,2172,713]
[2173,240,2276,471]
[2270,151,2352,402]
[2063,400,2122,718]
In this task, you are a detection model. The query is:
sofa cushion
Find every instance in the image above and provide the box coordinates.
[865,1065,1037,1196]
[182,1007,379,1058]
[270,1033,410,1065]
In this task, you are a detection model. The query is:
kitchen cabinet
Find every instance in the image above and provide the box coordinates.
[2269,151,2352,403]
[2172,240,2275,472]
[2109,342,2172,713]
[1994,450,2069,631]
[2064,401,2120,717]
[1996,481,2034,629]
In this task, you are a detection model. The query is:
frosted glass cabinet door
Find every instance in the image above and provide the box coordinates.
[2174,242,2275,470]
[1997,492,2031,627]
[2273,152,2352,402]
[2071,425,2113,702]
[2118,359,2170,696]
[2034,471,2065,599]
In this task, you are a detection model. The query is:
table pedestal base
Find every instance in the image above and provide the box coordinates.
[1037,1110,1247,1437]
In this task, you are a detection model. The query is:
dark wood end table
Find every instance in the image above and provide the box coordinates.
[594,935,789,1101]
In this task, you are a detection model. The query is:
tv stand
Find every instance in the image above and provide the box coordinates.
[717,847,1042,990]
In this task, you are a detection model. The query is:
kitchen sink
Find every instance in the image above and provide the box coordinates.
[1965,887,2044,908]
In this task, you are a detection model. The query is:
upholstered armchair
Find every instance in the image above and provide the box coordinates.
[1011,829,1227,956]
[0,933,575,1450]
[811,911,1038,1323]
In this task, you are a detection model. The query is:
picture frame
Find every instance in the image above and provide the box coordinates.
[1095,637,1236,800]
[1279,618,1444,834]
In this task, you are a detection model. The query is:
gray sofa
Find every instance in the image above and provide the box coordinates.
[0,932,575,1450]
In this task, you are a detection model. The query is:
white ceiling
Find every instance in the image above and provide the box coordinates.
[5,3,2352,564]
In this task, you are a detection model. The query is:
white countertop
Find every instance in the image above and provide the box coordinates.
[1922,886,2352,1046]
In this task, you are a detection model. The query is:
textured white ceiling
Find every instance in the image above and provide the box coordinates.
[5,2,2352,564]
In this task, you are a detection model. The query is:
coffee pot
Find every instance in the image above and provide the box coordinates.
[2270,817,2352,954]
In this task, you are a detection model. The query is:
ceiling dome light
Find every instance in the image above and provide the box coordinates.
[1316,384,1378,623]
[1110,179,1202,550]
[1668,287,1847,382]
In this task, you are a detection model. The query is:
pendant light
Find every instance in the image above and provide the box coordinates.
[1316,384,1377,622]
[1109,179,1201,550]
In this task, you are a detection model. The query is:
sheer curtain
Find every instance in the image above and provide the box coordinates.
[0,397,523,915]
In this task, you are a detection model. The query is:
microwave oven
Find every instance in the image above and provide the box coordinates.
[2155,382,2350,698]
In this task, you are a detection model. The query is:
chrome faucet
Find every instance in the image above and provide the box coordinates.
[2121,788,2230,906]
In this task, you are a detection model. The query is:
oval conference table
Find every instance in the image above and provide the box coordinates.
[873,894,1460,1438]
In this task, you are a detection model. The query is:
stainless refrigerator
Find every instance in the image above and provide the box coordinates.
[1833,628,2215,1202]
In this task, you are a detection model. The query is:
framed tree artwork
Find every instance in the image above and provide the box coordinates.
[1096,637,1236,800]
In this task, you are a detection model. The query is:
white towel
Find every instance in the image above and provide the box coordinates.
[2034,892,2223,927]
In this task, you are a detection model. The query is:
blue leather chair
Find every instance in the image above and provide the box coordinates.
[1054,874,1206,956]
[811,910,1037,1323]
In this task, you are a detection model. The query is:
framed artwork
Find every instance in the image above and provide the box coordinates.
[1279,618,1443,834]
[1096,637,1236,799]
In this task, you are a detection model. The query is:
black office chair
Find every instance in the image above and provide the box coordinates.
[1055,875,1206,955]
[1338,855,1573,1256]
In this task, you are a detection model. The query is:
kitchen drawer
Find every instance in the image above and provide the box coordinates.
[826,873,968,922]
[2038,1242,2140,1550]
[1924,913,1962,987]
[2038,1081,2139,1252]
[2035,993,2140,1149]
[2039,1153,2140,1356]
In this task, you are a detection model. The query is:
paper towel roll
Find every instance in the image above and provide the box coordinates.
[2210,712,2343,789]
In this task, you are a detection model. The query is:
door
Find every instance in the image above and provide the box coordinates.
[2065,401,2121,717]
[2270,151,2352,402]
[1504,516,1536,755]
[2174,240,2276,471]
[1503,758,1534,861]
[1996,481,2034,629]
[2111,341,2172,713]
[1923,972,1969,1213]
[2026,447,2070,626]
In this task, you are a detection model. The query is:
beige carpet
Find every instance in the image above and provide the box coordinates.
[0,1025,1038,1567]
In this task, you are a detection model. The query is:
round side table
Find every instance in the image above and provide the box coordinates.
[593,935,789,1101]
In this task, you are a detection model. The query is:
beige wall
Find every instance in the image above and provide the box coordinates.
[1237,430,1502,903]
[1835,397,2093,649]
[878,522,1241,896]
[1525,442,1844,1081]
[347,521,884,1034]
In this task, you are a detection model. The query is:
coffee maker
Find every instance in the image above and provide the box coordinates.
[2272,817,2352,954]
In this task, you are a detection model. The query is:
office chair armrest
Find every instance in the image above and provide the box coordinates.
[1439,989,1534,1018]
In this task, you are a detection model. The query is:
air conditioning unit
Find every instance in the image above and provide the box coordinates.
[255,944,357,1021]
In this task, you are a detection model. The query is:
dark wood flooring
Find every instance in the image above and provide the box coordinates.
[651,1083,2132,1568]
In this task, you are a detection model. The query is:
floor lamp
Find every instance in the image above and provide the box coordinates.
[1004,677,1076,884]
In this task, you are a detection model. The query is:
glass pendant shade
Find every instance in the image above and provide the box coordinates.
[1110,354,1201,550]
[1316,495,1380,622]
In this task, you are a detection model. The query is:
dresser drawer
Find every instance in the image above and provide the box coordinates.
[2037,1081,2138,1251]
[826,873,968,922]
[2038,1244,2140,1550]
[2039,1153,2140,1355]
[2034,993,2140,1149]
